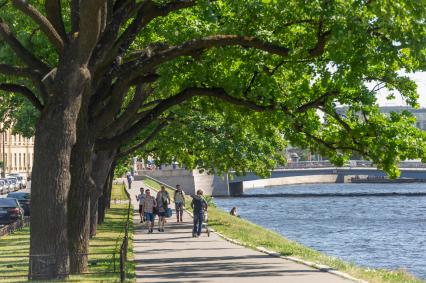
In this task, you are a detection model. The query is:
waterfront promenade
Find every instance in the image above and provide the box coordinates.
[129,180,356,283]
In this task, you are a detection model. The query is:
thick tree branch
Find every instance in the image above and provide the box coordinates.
[97,85,153,138]
[44,0,67,42]
[98,0,196,72]
[0,83,43,111]
[12,0,64,53]
[96,87,279,150]
[296,91,338,113]
[76,0,107,64]
[120,35,291,77]
[116,121,168,158]
[321,107,353,133]
[0,64,48,102]
[0,19,50,73]
[0,64,40,79]
[71,0,80,33]
[90,0,142,71]
[308,30,331,57]
[92,73,158,129]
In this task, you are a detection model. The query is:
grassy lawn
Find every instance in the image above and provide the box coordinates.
[144,176,424,283]
[111,183,129,201]
[0,202,134,282]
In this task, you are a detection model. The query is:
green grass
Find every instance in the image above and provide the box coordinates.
[144,177,425,283]
[0,203,134,282]
[111,183,128,201]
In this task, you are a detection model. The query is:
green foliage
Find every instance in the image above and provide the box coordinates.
[204,195,216,208]
[2,0,426,177]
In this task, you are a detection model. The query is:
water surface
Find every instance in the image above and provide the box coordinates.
[214,183,426,279]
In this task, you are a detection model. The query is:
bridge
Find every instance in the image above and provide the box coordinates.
[139,161,426,196]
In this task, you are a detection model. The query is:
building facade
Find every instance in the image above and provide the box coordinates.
[379,106,426,130]
[0,128,34,177]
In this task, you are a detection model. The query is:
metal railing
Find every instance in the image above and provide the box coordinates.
[0,183,133,281]
[0,217,29,237]
[119,182,132,282]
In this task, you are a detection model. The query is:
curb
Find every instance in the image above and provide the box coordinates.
[212,230,368,283]
[142,179,367,283]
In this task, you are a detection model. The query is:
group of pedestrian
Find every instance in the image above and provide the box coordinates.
[136,185,170,233]
[136,183,209,237]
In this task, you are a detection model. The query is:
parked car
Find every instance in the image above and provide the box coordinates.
[7,192,30,216]
[0,179,6,194]
[8,174,27,189]
[6,177,19,191]
[0,178,11,193]
[0,198,24,225]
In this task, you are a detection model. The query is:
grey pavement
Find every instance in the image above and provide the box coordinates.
[129,180,355,283]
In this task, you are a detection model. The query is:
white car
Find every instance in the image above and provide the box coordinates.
[0,178,11,193]
[8,174,26,189]
[6,177,19,191]
[0,179,6,194]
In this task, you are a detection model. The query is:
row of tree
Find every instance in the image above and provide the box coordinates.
[1,0,425,280]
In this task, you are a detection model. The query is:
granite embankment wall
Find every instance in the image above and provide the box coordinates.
[138,168,426,196]
[135,169,229,196]
[242,174,338,189]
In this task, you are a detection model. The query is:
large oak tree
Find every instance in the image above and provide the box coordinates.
[1,0,425,279]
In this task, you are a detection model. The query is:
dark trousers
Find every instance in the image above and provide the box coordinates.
[193,211,204,235]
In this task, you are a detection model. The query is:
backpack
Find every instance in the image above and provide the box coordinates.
[192,197,206,212]
[161,191,169,206]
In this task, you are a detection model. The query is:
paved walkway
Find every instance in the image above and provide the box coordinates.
[129,180,355,283]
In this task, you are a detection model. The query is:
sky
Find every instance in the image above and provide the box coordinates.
[376,72,426,107]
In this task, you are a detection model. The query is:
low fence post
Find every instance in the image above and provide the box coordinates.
[120,247,125,282]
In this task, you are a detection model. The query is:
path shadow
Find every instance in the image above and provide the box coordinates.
[136,254,322,280]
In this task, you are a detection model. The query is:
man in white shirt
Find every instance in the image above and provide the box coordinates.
[136,187,145,223]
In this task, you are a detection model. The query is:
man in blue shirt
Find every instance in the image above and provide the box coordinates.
[191,189,208,237]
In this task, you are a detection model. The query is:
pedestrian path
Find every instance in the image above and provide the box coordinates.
[129,180,356,283]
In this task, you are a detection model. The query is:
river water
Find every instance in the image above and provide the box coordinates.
[214,183,426,279]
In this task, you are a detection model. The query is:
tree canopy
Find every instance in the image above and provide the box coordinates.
[1,0,426,277]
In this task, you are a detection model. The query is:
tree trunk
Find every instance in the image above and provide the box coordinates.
[89,197,98,238]
[68,135,95,274]
[29,66,89,280]
[107,161,117,210]
[97,194,105,224]
[68,107,95,274]
[98,169,113,224]
[89,150,117,237]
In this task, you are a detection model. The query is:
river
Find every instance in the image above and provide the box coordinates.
[214,183,426,280]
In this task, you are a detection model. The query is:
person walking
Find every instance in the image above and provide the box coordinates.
[191,189,208,237]
[174,184,186,223]
[126,172,133,189]
[142,189,157,233]
[136,188,145,223]
[156,186,170,232]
